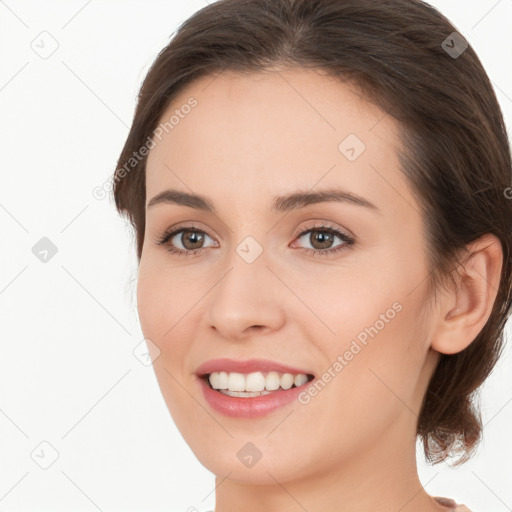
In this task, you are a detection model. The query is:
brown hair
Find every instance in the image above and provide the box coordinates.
[112,0,512,465]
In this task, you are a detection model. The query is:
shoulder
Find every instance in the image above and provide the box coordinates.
[433,496,472,511]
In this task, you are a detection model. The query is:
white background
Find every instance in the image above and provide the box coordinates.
[0,1,511,511]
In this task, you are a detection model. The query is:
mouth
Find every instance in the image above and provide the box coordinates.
[199,371,315,398]
[195,359,317,417]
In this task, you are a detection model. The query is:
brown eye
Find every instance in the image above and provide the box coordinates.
[306,229,336,250]
[290,223,355,258]
[296,227,351,252]
[155,225,218,256]
[178,229,205,250]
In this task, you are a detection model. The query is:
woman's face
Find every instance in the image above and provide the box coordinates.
[137,68,441,484]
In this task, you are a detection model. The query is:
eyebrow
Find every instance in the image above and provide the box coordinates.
[147,187,380,214]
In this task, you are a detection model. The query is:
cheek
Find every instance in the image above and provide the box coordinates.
[298,256,430,406]
[136,256,196,343]
[136,260,201,422]
[297,307,428,462]
[136,263,165,341]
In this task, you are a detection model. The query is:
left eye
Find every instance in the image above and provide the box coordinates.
[292,226,354,253]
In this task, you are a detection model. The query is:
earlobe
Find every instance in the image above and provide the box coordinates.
[430,234,503,355]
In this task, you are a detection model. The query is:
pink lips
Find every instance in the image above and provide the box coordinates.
[195,358,315,419]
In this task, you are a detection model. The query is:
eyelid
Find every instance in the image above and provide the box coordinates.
[290,222,355,255]
[154,219,355,257]
[155,220,350,243]
[292,220,354,240]
[154,222,217,246]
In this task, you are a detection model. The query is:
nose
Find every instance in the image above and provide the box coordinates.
[205,249,286,341]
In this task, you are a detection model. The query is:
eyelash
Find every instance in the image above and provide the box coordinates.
[153,222,355,258]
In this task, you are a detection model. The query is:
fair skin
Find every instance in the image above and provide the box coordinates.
[137,68,502,512]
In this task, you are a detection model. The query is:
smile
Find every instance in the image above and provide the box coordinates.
[195,358,316,418]
[204,371,313,397]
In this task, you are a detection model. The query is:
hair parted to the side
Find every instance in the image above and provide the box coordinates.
[112,0,512,466]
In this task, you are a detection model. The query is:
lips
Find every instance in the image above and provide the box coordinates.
[195,357,315,377]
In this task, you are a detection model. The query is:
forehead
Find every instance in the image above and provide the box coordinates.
[145,68,416,218]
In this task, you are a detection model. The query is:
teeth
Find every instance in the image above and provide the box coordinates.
[208,371,310,393]
[220,389,273,397]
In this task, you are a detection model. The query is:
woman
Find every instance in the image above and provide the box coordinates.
[112,0,512,510]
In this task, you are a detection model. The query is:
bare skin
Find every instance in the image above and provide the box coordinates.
[136,67,502,512]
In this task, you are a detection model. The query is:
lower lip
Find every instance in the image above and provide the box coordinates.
[198,376,313,418]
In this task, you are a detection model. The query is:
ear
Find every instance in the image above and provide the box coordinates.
[430,234,503,355]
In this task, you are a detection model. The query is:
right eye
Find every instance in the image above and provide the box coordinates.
[155,225,219,256]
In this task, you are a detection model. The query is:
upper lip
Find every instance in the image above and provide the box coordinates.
[195,358,314,377]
